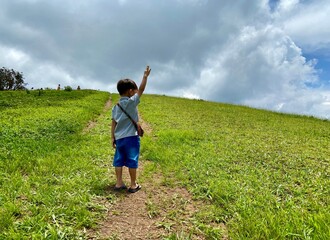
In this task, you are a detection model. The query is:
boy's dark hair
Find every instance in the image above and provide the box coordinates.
[117,79,138,95]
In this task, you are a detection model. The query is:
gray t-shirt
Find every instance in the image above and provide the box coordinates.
[112,93,140,140]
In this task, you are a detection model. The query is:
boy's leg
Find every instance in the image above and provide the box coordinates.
[115,167,125,188]
[113,138,126,188]
[128,168,138,189]
[126,136,140,190]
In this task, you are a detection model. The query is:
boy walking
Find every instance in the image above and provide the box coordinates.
[111,66,151,193]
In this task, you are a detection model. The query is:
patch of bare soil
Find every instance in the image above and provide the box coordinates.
[83,97,112,133]
[138,113,152,136]
[87,162,210,240]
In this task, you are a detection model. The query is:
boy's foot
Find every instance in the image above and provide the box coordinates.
[128,184,141,193]
[114,185,127,191]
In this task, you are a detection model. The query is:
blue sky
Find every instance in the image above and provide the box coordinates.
[0,0,329,119]
[305,53,330,88]
[269,0,330,91]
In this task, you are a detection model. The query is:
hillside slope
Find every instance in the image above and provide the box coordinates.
[1,91,329,239]
[136,94,330,239]
[0,90,112,239]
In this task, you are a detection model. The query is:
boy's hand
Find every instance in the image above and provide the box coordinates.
[138,65,151,97]
[144,65,151,78]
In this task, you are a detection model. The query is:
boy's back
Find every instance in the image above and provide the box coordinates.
[112,93,140,140]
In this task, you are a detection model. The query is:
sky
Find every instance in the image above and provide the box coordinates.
[1,0,329,119]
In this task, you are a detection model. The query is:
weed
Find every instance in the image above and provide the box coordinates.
[146,200,160,219]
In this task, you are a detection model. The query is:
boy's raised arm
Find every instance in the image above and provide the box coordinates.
[138,65,151,97]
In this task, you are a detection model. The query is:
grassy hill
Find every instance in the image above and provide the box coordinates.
[138,94,329,239]
[0,90,112,239]
[0,91,329,239]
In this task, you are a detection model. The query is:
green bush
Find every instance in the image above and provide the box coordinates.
[64,86,73,91]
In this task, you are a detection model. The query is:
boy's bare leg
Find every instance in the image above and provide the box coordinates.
[128,168,138,189]
[115,167,125,187]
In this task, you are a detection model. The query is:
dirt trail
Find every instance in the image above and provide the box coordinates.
[83,98,112,133]
[86,97,226,239]
[88,164,207,240]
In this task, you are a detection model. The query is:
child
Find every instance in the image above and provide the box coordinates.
[111,66,151,193]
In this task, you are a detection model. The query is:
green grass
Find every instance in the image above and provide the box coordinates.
[0,90,112,239]
[138,94,330,239]
[1,91,329,239]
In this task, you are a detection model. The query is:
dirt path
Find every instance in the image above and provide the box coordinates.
[86,97,227,239]
[87,164,210,239]
[83,98,112,133]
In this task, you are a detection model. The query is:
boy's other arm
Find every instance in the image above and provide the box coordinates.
[138,65,151,97]
[111,119,117,148]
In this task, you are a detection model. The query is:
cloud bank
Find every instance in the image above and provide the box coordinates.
[0,0,329,119]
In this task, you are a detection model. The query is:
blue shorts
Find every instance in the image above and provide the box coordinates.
[113,136,140,168]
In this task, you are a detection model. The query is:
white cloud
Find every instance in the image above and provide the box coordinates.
[183,91,200,100]
[274,0,330,50]
[0,46,30,66]
[278,0,299,12]
[0,45,105,90]
[183,24,330,118]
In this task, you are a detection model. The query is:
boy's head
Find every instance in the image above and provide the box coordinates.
[117,79,138,96]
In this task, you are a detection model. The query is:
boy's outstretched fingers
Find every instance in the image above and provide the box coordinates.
[144,65,151,77]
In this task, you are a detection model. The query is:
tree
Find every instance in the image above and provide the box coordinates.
[0,67,27,91]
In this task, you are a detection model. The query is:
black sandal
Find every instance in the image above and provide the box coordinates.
[128,185,141,193]
[114,185,127,191]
